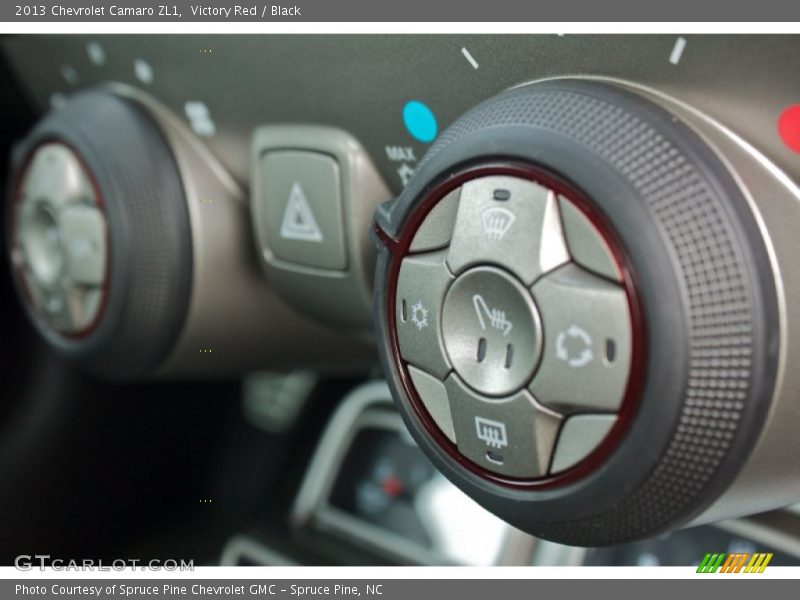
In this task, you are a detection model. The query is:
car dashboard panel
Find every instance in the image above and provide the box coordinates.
[2,34,800,563]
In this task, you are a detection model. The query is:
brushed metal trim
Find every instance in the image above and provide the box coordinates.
[106,83,376,377]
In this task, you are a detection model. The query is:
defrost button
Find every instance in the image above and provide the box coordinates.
[447,176,569,285]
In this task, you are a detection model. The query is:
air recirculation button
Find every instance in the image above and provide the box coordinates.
[393,174,634,479]
[530,265,632,414]
[447,176,569,284]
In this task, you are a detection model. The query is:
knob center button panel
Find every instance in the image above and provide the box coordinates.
[11,143,108,336]
[395,174,635,479]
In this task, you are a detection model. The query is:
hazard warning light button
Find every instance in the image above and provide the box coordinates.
[257,150,347,271]
[250,125,391,329]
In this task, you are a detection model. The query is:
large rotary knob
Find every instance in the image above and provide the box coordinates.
[6,90,192,379]
[372,79,781,546]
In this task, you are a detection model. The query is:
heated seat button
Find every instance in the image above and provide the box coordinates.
[447,176,569,285]
[441,266,542,397]
[396,250,453,379]
[446,374,562,478]
[530,264,632,413]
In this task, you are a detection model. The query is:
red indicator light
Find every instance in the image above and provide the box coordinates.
[381,475,404,498]
[778,105,800,153]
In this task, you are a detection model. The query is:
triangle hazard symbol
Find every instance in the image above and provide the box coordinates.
[279,182,324,242]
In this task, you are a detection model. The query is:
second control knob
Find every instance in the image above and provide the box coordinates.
[6,90,192,379]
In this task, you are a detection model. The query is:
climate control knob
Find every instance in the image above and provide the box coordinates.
[372,79,782,546]
[11,143,108,336]
[7,90,192,379]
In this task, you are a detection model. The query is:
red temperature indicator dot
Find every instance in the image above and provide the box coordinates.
[381,474,404,498]
[778,105,800,153]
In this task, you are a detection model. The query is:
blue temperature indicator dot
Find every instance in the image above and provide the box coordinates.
[403,100,438,143]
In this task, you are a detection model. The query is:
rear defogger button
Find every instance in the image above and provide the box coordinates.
[446,374,562,478]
